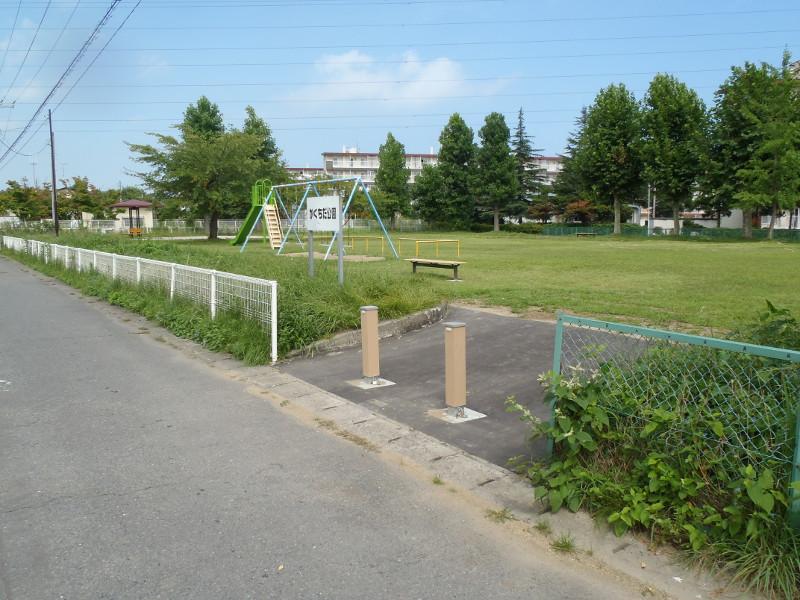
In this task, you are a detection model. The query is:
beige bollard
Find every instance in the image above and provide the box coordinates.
[444,321,466,415]
[361,305,380,383]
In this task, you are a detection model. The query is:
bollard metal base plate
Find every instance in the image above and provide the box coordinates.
[427,406,487,424]
[347,377,396,390]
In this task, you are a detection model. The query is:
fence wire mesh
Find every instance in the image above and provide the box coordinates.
[2,236,278,363]
[553,313,800,521]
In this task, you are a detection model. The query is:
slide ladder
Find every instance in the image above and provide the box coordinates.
[264,204,283,249]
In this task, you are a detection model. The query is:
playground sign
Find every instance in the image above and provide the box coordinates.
[306,196,341,232]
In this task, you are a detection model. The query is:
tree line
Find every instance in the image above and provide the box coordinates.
[371,52,800,238]
[3,52,797,239]
[556,51,800,239]
[0,177,146,222]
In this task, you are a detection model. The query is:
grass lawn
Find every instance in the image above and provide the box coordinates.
[21,230,799,334]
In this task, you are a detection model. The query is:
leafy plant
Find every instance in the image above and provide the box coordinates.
[509,307,800,598]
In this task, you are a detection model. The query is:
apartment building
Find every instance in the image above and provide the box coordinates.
[321,146,438,188]
[290,148,563,189]
[532,156,564,186]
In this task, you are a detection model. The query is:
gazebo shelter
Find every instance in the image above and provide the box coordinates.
[110,199,152,237]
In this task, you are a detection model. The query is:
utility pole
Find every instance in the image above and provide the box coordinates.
[49,110,59,236]
[30,161,38,187]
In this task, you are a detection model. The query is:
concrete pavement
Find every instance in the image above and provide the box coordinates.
[283,306,555,468]
[0,257,641,599]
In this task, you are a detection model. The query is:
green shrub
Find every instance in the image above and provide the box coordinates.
[500,223,543,235]
[509,306,800,598]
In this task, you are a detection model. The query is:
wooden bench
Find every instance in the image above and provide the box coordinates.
[406,258,464,280]
[575,232,597,238]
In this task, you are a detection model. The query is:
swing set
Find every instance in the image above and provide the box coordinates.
[232,176,399,260]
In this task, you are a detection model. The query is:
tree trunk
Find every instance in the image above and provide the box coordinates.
[717,211,721,228]
[208,212,219,240]
[673,205,680,236]
[742,208,753,239]
[613,198,621,235]
[493,207,500,232]
[768,201,777,240]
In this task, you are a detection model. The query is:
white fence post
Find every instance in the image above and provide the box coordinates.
[93,250,97,270]
[170,264,176,300]
[210,271,217,319]
[112,254,117,280]
[77,250,82,272]
[271,281,278,365]
[136,258,141,283]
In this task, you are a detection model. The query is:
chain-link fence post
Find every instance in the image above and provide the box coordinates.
[169,264,176,300]
[790,405,800,529]
[547,311,565,457]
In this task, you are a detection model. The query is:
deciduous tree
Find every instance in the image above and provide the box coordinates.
[182,96,224,138]
[572,84,643,233]
[129,127,265,239]
[641,74,709,234]
[733,54,800,239]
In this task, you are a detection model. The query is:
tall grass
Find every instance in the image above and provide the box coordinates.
[3,233,442,359]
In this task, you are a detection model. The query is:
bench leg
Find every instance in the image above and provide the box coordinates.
[412,263,417,274]
[453,265,459,280]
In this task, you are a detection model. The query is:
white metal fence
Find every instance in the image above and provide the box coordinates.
[1,235,278,364]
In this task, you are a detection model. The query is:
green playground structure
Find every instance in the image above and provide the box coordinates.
[230,179,278,247]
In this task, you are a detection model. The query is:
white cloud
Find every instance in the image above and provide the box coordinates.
[288,50,504,107]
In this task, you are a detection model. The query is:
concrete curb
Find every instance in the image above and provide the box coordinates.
[286,302,449,358]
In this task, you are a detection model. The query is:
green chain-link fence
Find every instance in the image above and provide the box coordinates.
[551,313,800,527]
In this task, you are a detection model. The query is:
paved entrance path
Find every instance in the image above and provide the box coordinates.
[284,306,555,468]
[0,258,636,599]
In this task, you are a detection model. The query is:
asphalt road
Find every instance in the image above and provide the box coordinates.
[0,257,636,600]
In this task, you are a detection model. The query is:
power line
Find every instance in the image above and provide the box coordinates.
[6,0,142,159]
[0,1,52,102]
[51,0,141,109]
[9,85,720,106]
[9,67,733,90]
[0,0,503,7]
[1,108,584,125]
[0,1,123,166]
[14,1,82,101]
[0,0,22,78]
[2,8,798,31]
[11,44,797,71]
[2,28,798,53]
[3,1,81,139]
[3,121,579,133]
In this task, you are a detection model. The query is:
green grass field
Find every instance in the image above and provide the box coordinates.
[28,230,800,333]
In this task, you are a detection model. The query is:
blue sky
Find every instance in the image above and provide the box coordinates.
[0,0,797,189]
